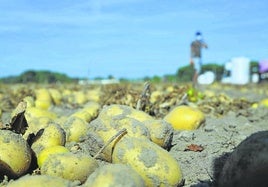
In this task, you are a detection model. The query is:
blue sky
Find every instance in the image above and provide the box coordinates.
[0,0,267,79]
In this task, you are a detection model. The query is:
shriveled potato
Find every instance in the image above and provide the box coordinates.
[62,116,88,142]
[108,117,150,139]
[89,104,175,161]
[31,122,66,156]
[164,105,205,130]
[89,113,151,162]
[7,174,78,187]
[41,152,99,183]
[0,130,32,178]
[143,119,174,149]
[112,137,183,187]
[84,164,146,187]
[37,145,69,167]
[88,118,124,162]
[23,117,53,140]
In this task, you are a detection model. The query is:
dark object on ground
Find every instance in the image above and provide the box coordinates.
[217,130,268,187]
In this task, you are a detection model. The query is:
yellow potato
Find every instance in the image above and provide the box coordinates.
[150,90,162,104]
[48,88,62,105]
[143,119,174,149]
[7,174,77,187]
[84,164,146,187]
[41,152,99,183]
[24,113,56,141]
[35,88,52,110]
[89,104,177,161]
[22,96,35,108]
[108,117,150,139]
[23,116,56,143]
[25,107,57,121]
[31,122,66,156]
[88,118,121,162]
[99,104,153,122]
[85,89,101,102]
[63,116,88,142]
[112,137,183,187]
[260,98,268,107]
[73,91,87,105]
[37,145,69,167]
[96,105,152,139]
[164,105,205,130]
[0,130,32,178]
[71,102,100,122]
[99,105,125,118]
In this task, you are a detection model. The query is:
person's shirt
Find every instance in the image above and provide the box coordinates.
[191,39,207,58]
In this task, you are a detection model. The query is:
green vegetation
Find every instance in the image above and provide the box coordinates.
[0,70,76,84]
[0,61,258,84]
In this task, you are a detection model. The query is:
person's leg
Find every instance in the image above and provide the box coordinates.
[192,58,201,88]
[193,70,198,88]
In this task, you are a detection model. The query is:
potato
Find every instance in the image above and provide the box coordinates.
[98,105,124,118]
[164,105,205,130]
[88,118,123,162]
[37,145,69,167]
[96,104,152,139]
[112,137,183,187]
[89,115,150,162]
[7,174,78,187]
[35,88,52,110]
[99,104,153,122]
[24,107,57,137]
[62,116,88,142]
[150,90,162,104]
[25,107,57,121]
[84,164,146,187]
[260,98,268,107]
[108,117,150,139]
[41,152,99,183]
[0,130,32,178]
[85,89,101,102]
[48,88,62,105]
[89,104,175,161]
[22,96,35,108]
[31,122,66,156]
[143,119,174,149]
[71,102,100,122]
[73,91,87,105]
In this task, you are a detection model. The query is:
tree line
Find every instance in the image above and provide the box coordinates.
[0,70,76,84]
[0,62,258,84]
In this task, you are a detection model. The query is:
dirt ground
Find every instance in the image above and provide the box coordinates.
[1,82,268,186]
[169,83,268,187]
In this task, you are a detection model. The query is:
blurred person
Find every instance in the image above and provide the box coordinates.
[190,31,208,88]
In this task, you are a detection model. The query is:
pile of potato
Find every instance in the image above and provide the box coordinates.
[0,84,209,186]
